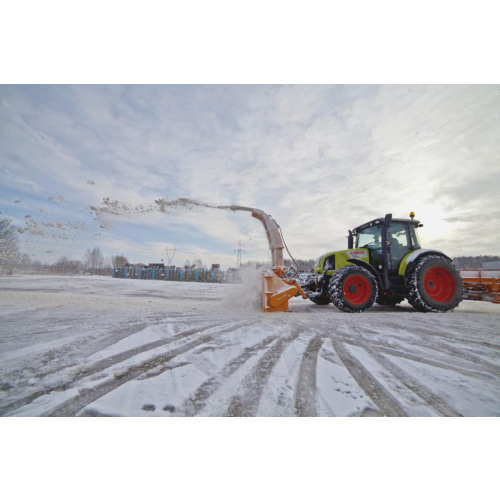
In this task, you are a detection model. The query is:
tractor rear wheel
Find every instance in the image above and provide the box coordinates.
[328,266,378,313]
[406,256,463,312]
[309,296,331,306]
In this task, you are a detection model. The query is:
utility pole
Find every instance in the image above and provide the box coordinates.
[234,240,246,267]
[163,245,177,268]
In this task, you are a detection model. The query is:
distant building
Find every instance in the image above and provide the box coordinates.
[211,264,220,270]
[482,261,500,269]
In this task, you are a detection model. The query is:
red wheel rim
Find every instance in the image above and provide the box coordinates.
[343,275,371,305]
[424,266,456,303]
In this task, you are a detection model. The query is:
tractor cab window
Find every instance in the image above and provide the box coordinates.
[387,222,411,269]
[356,225,382,250]
[409,225,421,250]
[356,224,383,270]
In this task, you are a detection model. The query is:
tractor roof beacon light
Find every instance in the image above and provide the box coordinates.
[410,211,415,220]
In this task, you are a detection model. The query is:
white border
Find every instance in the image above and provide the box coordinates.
[1,0,499,83]
[2,418,498,500]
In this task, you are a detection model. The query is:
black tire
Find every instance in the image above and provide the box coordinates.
[309,296,331,306]
[377,295,405,306]
[406,256,463,312]
[328,266,378,313]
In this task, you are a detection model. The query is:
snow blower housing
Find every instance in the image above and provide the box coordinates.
[255,210,463,313]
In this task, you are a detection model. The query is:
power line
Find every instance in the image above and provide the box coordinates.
[234,240,246,267]
[163,245,177,267]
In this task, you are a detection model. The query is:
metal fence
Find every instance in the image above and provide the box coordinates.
[112,267,240,284]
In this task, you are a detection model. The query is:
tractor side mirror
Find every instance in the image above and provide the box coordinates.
[384,213,392,227]
[347,230,354,249]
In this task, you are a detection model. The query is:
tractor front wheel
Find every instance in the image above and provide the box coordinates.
[328,266,378,313]
[406,256,463,312]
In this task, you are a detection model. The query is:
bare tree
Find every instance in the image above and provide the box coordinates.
[84,247,105,274]
[17,253,32,274]
[194,258,205,269]
[111,254,128,267]
[0,216,20,275]
[453,255,500,269]
[52,256,83,275]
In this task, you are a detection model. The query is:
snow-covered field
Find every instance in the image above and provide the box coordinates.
[1,275,499,417]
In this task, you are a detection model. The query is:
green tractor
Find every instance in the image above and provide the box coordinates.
[302,212,463,313]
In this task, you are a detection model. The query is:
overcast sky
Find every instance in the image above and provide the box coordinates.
[1,85,499,268]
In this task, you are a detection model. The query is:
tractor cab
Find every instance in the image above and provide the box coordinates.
[351,214,422,274]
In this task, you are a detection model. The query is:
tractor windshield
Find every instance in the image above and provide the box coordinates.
[409,225,421,249]
[356,225,382,249]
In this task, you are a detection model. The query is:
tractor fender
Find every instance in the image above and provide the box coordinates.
[346,258,384,290]
[400,249,452,276]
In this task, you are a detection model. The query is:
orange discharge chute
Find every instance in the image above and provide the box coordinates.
[251,209,307,312]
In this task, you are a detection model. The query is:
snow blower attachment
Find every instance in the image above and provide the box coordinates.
[251,209,307,312]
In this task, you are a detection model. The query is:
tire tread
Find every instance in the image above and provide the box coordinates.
[406,256,463,313]
[328,266,378,313]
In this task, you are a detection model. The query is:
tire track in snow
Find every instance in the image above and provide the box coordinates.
[179,335,279,416]
[225,330,301,417]
[45,321,249,417]
[343,324,492,416]
[335,328,498,381]
[78,321,229,378]
[340,323,500,378]
[372,345,496,381]
[137,319,260,382]
[344,340,462,417]
[45,333,215,416]
[362,321,500,367]
[0,320,229,416]
[294,335,324,417]
[329,337,406,417]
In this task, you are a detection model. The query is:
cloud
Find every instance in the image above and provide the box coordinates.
[0,84,498,266]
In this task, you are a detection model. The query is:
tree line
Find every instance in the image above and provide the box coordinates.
[452,255,500,270]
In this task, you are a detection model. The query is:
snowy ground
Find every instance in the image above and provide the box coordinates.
[1,275,499,417]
